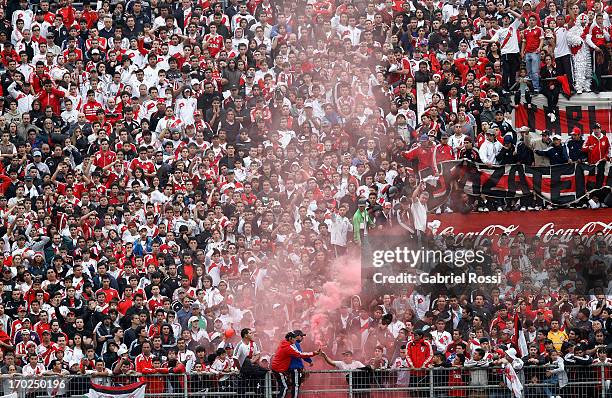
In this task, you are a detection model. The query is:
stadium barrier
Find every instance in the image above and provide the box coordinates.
[0,364,610,398]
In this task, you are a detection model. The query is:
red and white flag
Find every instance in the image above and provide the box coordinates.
[86,381,146,398]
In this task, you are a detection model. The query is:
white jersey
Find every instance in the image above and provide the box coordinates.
[233,340,260,367]
[174,97,198,126]
[493,18,521,55]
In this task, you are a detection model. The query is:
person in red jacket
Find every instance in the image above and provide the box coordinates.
[135,340,182,393]
[402,135,435,173]
[433,133,455,165]
[271,332,319,398]
[406,329,434,393]
[36,80,65,115]
[581,123,610,164]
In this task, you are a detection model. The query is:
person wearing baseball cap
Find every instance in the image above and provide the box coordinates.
[288,330,312,396]
[582,122,610,164]
[534,133,568,165]
[567,127,587,162]
[270,332,319,398]
[522,130,552,167]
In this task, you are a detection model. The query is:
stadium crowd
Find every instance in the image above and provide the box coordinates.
[0,0,609,396]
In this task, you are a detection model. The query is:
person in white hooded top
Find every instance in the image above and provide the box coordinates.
[478,129,502,165]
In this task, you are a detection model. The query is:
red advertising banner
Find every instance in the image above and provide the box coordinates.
[430,209,612,245]
[514,93,612,133]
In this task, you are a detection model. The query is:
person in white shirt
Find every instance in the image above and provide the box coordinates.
[21,353,45,376]
[61,98,79,126]
[448,125,468,156]
[482,8,522,90]
[329,204,353,257]
[321,350,365,370]
[478,130,502,165]
[7,80,35,114]
[442,0,459,23]
[12,4,34,31]
[430,319,453,352]
[143,54,163,87]
[233,328,262,369]
[553,14,574,92]
[411,182,429,245]
[174,88,198,126]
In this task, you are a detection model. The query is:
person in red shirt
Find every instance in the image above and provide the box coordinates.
[93,138,117,169]
[434,133,455,165]
[406,329,434,380]
[590,13,610,93]
[135,340,172,391]
[490,306,513,334]
[36,79,65,115]
[129,147,156,179]
[270,332,318,398]
[520,1,541,25]
[95,276,119,304]
[521,15,543,92]
[581,123,610,164]
[402,134,435,172]
[0,42,20,67]
[82,89,103,122]
[203,23,224,58]
[57,0,76,27]
[117,287,134,316]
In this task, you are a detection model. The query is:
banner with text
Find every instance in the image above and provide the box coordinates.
[421,160,612,209]
[514,93,611,133]
[430,209,612,245]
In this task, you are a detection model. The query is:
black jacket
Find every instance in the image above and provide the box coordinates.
[496,144,517,165]
[535,145,569,165]
[566,138,587,162]
[516,141,535,165]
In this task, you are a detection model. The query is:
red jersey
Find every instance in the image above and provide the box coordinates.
[203,34,224,57]
[522,26,543,53]
[57,6,76,26]
[93,150,117,168]
[402,145,435,172]
[406,338,434,375]
[37,88,65,115]
[82,100,103,122]
[96,287,119,304]
[129,157,156,174]
[434,143,455,164]
[590,24,609,47]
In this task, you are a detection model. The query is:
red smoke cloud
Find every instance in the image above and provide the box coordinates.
[310,254,362,347]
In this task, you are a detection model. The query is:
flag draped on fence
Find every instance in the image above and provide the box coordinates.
[504,363,524,398]
[86,381,146,398]
[420,160,611,210]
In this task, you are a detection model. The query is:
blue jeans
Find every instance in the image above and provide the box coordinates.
[542,374,558,397]
[525,52,541,91]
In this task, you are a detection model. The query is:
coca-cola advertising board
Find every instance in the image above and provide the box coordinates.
[430,209,612,245]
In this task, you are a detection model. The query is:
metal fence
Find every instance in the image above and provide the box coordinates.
[1,364,611,398]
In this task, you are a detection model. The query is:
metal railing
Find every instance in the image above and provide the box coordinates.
[0,364,610,398]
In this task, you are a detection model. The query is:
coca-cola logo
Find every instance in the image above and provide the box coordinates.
[439,221,612,245]
[537,222,612,245]
[440,225,520,245]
